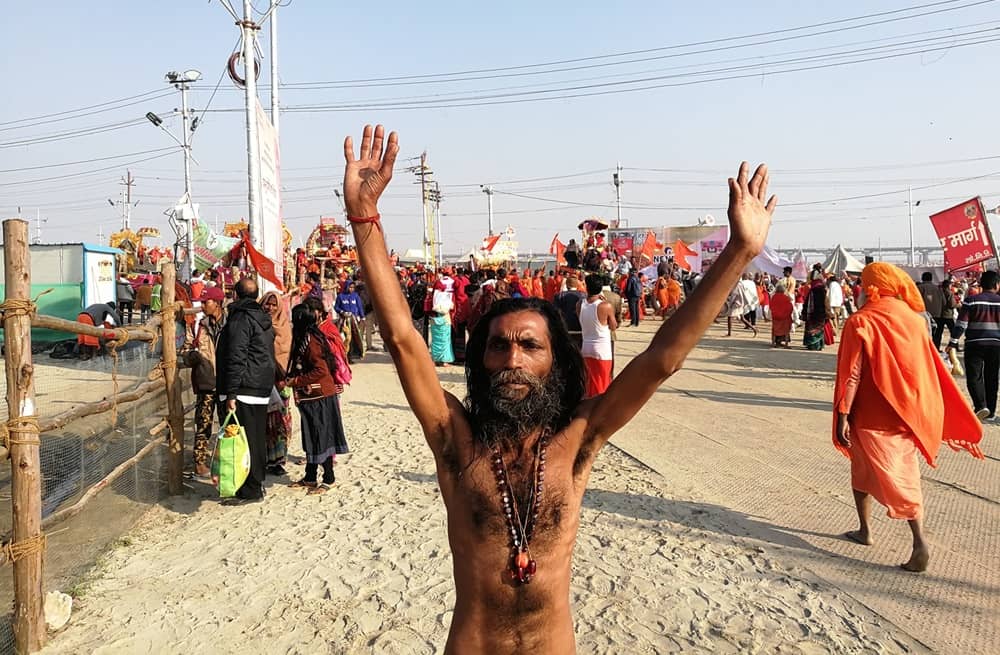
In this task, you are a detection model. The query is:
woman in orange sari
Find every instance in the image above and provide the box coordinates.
[666,276,682,313]
[655,274,670,319]
[833,263,984,572]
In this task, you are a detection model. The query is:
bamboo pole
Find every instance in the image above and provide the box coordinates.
[2,219,45,652]
[30,314,156,343]
[36,379,162,434]
[160,263,185,495]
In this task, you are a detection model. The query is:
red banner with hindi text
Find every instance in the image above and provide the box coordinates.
[929,197,995,273]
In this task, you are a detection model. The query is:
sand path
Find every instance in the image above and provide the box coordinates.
[38,321,960,654]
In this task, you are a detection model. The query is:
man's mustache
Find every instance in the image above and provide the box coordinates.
[490,369,544,388]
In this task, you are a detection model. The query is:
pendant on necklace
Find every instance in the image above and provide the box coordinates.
[493,434,548,586]
[509,549,537,584]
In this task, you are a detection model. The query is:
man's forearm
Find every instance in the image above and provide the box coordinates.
[646,244,754,375]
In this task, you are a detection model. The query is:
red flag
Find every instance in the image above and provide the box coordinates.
[484,234,501,252]
[549,233,560,255]
[555,239,567,267]
[929,197,995,273]
[639,230,657,264]
[241,232,285,291]
[673,239,698,271]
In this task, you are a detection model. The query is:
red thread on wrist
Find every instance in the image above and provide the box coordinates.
[347,214,382,232]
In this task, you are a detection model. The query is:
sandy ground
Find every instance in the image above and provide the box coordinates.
[34,319,952,655]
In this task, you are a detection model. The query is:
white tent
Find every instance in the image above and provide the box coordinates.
[823,244,866,275]
[748,245,793,277]
[790,250,809,280]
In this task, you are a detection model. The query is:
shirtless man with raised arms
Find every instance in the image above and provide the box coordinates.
[342,124,776,653]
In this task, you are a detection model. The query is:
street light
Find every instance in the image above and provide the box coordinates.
[150,70,200,281]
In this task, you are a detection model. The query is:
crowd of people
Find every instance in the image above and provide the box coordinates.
[180,275,352,502]
[61,122,992,653]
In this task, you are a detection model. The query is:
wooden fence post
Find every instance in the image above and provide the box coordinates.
[160,263,185,496]
[2,219,45,652]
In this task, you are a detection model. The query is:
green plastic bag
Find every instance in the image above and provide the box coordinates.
[211,411,251,498]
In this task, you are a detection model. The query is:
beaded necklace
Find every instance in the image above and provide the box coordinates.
[490,431,549,584]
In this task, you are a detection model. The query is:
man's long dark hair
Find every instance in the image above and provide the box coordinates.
[464,298,586,442]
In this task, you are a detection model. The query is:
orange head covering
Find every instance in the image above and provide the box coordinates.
[860,262,924,312]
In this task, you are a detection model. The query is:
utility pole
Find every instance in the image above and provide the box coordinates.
[108,171,137,234]
[269,0,280,135]
[907,185,914,267]
[613,162,623,228]
[410,152,436,266]
[428,182,443,265]
[121,170,135,231]
[165,70,199,280]
[239,0,263,253]
[481,185,495,236]
[32,210,46,244]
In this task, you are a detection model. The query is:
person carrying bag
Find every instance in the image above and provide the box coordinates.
[211,411,251,498]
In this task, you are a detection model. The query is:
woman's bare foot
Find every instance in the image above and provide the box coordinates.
[845,530,873,546]
[901,544,929,572]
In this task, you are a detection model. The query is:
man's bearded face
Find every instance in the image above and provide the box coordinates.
[467,312,566,449]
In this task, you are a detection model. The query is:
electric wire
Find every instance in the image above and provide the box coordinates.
[277,0,994,88]
[0,147,177,174]
[0,151,177,187]
[0,89,169,128]
[275,31,1000,112]
[0,117,152,149]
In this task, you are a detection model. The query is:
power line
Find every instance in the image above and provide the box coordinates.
[189,31,999,114]
[0,89,168,128]
[0,147,176,174]
[0,116,151,149]
[277,0,994,88]
[445,169,607,188]
[0,151,177,187]
[779,170,1000,206]
[629,154,1000,175]
[275,29,999,112]
[265,20,999,108]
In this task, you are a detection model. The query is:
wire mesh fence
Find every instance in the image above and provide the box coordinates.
[0,331,192,654]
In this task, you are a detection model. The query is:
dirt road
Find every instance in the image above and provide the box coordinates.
[610,318,999,655]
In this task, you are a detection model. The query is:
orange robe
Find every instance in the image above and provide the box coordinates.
[833,296,983,519]
[666,279,682,308]
[655,279,669,313]
[545,277,561,302]
[770,293,793,339]
[532,277,545,299]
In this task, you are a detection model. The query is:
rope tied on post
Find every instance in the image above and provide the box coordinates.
[0,288,55,322]
[105,328,133,426]
[0,416,41,458]
[0,533,46,567]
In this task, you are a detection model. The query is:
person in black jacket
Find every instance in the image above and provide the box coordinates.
[215,277,276,502]
[625,269,643,326]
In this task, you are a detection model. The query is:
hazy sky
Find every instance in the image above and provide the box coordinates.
[2,0,999,257]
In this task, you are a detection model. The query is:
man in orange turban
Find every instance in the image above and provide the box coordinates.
[833,262,984,572]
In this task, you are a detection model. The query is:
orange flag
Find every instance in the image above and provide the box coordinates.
[484,234,501,252]
[549,233,560,254]
[639,230,657,265]
[555,239,567,267]
[242,232,285,291]
[673,239,698,271]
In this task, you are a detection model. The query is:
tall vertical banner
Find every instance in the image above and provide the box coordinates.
[255,99,284,292]
[928,197,995,273]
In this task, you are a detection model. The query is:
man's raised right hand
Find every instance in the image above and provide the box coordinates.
[343,124,399,218]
